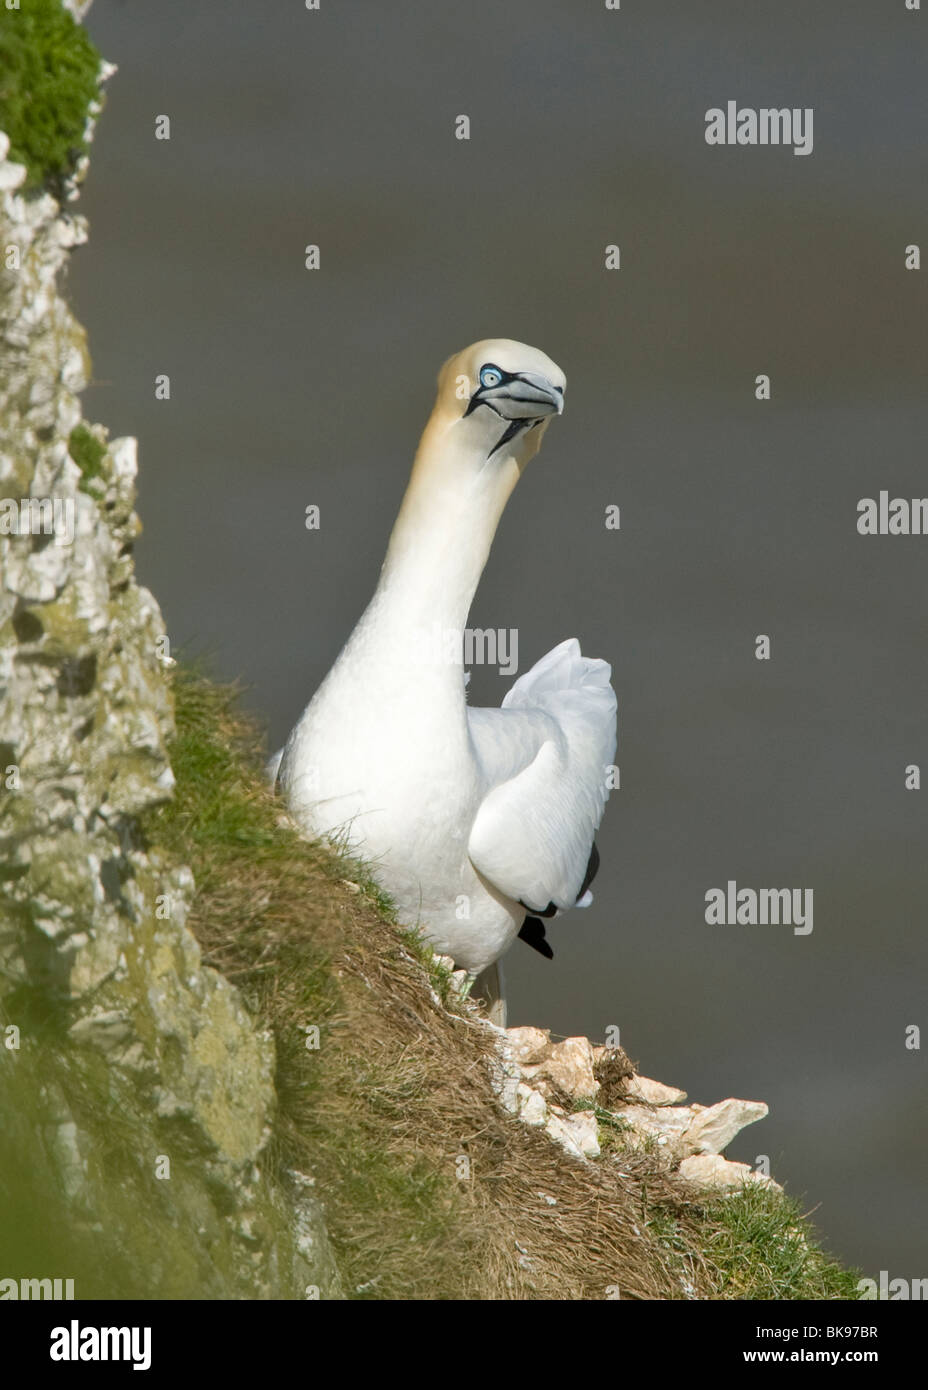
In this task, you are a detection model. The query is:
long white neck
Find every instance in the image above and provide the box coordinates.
[320,404,533,749]
[376,411,522,633]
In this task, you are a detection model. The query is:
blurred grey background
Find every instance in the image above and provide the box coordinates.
[70,0,927,1276]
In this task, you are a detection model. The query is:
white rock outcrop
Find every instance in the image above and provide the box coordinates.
[480,1014,778,1193]
[678,1154,777,1191]
[684,1099,769,1156]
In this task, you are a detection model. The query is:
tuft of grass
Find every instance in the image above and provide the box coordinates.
[592,1104,634,1155]
[695,1183,862,1301]
[0,0,102,194]
[68,423,106,494]
[142,666,860,1300]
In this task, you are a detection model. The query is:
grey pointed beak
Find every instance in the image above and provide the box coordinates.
[481,371,564,420]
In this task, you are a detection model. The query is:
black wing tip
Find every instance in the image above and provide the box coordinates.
[518,916,554,960]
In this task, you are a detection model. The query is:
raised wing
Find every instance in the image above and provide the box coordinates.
[467,639,617,913]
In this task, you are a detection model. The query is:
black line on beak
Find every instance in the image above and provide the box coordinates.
[487,419,527,458]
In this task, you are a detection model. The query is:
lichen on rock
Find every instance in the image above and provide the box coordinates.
[0,7,339,1299]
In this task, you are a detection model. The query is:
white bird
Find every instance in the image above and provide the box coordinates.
[274,339,617,1010]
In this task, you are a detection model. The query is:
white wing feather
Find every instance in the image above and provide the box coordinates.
[467,639,617,912]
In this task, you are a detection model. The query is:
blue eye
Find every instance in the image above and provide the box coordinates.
[479,364,503,389]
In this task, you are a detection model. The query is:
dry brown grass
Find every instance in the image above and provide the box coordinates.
[151,671,858,1301]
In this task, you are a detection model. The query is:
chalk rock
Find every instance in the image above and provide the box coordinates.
[543,1113,587,1161]
[505,1025,550,1066]
[616,1104,696,1154]
[517,1083,548,1127]
[524,1036,599,1102]
[683,1099,768,1156]
[564,1110,600,1158]
[0,156,26,193]
[678,1154,779,1192]
[624,1074,687,1106]
[498,1022,776,1186]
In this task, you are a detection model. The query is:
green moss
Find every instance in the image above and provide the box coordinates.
[593,1108,633,1155]
[68,423,106,494]
[0,0,101,193]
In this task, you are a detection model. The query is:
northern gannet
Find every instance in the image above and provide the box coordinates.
[275,339,617,997]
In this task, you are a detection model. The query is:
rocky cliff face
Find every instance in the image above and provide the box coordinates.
[0,45,340,1297]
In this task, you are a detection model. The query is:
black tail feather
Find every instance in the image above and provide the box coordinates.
[518,916,554,960]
